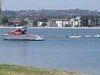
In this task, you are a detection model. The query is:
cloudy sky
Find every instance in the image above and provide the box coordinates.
[2,0,100,11]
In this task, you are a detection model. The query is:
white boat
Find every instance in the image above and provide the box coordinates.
[2,28,43,41]
[94,34,100,38]
[68,35,81,38]
[84,35,91,38]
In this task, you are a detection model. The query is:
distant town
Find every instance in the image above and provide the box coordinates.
[1,9,100,27]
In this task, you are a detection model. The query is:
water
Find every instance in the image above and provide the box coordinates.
[0,28,100,74]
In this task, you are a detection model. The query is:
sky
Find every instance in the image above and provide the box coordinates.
[1,0,100,11]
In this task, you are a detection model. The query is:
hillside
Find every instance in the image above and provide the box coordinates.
[2,9,100,18]
[0,64,91,75]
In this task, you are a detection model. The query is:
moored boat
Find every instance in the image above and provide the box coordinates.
[68,35,81,38]
[94,34,100,38]
[84,35,91,38]
[67,33,81,38]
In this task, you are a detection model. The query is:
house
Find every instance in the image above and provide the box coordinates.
[9,18,24,26]
[38,22,43,27]
[24,18,34,27]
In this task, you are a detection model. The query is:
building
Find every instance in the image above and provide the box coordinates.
[48,19,69,27]
[55,20,63,27]
[38,22,43,27]
[48,19,57,27]
[69,17,81,27]
[47,17,81,27]
[24,18,33,27]
[93,18,100,27]
[81,16,100,27]
[9,18,24,26]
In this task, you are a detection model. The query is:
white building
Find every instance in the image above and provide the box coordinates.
[63,20,69,27]
[38,22,43,27]
[47,17,81,27]
[48,19,69,27]
[56,21,63,27]
[69,17,81,27]
[24,18,33,26]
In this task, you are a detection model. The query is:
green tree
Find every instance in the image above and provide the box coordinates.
[41,22,47,27]
[1,17,9,24]
[33,21,38,27]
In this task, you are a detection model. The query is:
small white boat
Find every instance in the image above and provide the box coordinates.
[94,34,100,38]
[2,28,43,41]
[68,35,81,38]
[68,34,81,38]
[84,35,91,38]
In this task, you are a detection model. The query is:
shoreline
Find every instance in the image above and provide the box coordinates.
[0,26,100,29]
[0,64,95,75]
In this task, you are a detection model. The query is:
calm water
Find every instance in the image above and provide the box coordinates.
[0,28,100,74]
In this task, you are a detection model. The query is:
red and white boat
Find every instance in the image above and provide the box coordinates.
[2,29,43,41]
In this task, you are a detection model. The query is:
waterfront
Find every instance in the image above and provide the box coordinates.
[0,28,100,74]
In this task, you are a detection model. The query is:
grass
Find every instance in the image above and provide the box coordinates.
[0,64,91,75]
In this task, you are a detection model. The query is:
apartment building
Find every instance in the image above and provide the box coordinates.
[81,16,100,27]
[48,17,81,27]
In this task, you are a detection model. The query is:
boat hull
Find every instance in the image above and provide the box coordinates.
[68,36,81,38]
[2,34,43,41]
